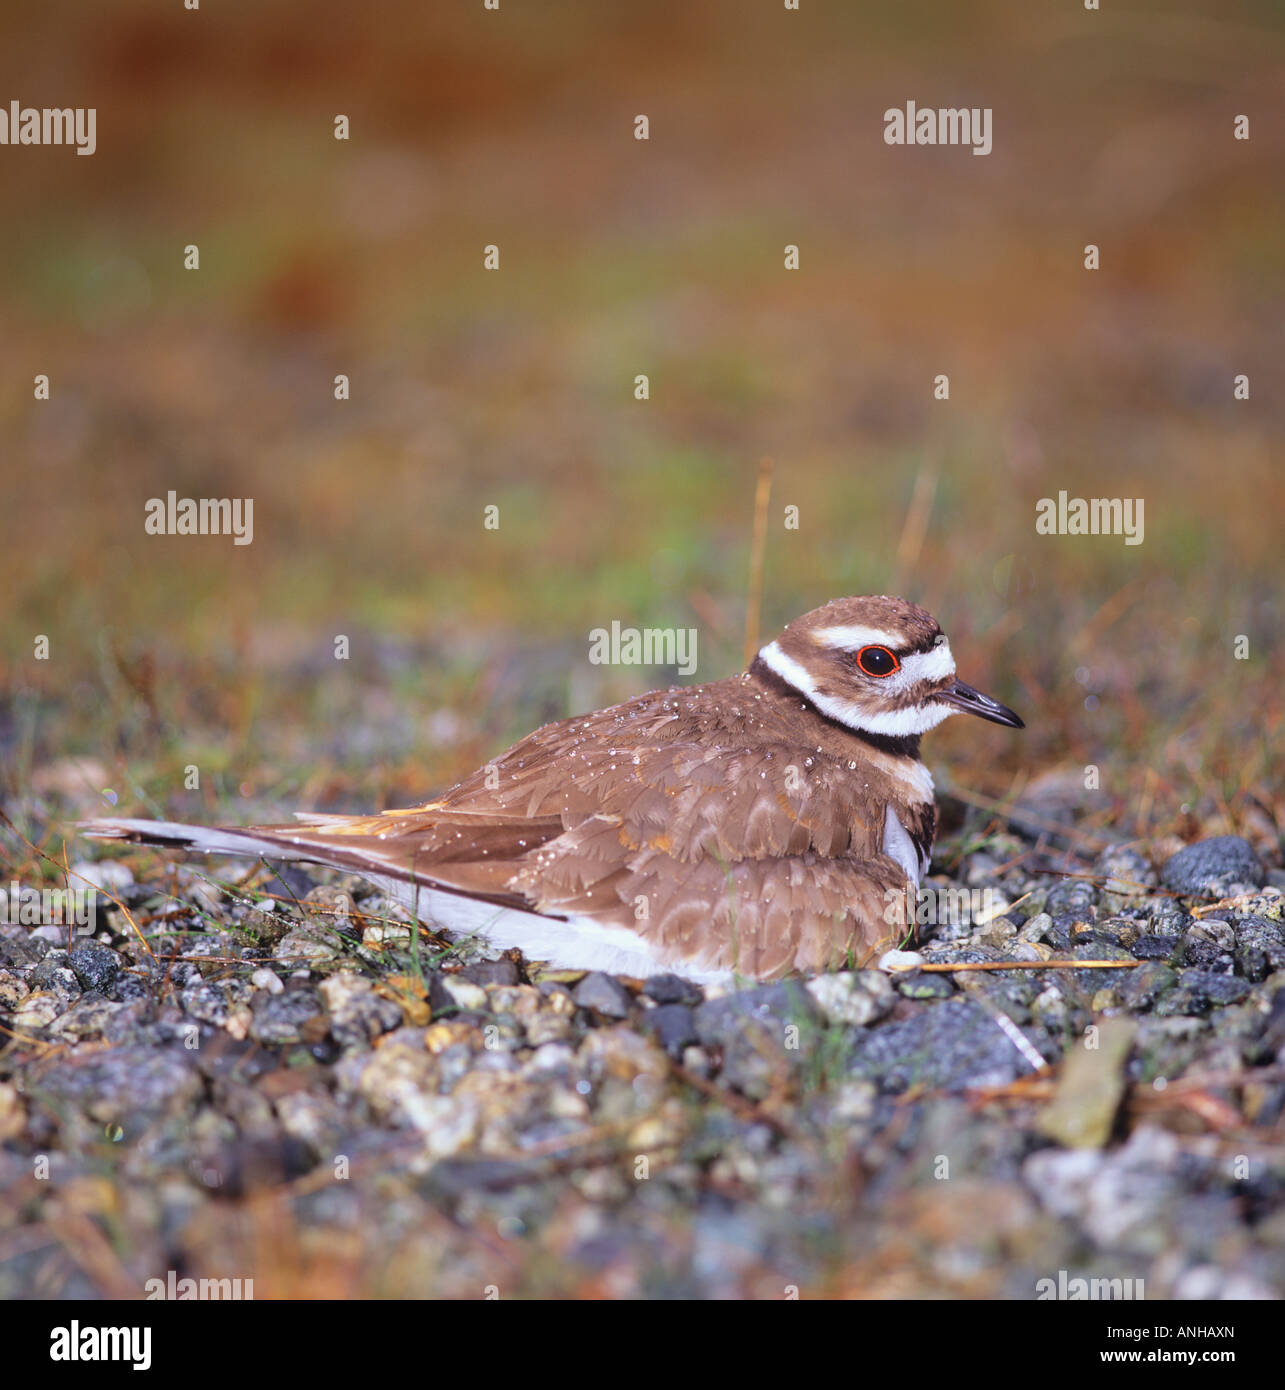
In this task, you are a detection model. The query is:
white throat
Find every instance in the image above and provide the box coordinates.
[758,639,957,738]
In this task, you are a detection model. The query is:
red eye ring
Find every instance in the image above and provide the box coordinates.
[856,645,900,677]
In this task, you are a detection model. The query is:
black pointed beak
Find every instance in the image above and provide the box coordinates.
[938,679,1024,729]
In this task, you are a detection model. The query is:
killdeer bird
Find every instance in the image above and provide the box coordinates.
[85,596,1022,984]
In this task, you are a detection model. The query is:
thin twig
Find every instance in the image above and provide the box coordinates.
[742,455,773,669]
[909,959,1139,974]
[892,463,937,588]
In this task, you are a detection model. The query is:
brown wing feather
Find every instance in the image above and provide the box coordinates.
[214,676,931,976]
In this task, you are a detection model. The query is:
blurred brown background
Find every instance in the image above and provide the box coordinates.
[1,0,1281,846]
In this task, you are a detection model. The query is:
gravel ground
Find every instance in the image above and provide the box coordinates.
[2,827,1284,1299]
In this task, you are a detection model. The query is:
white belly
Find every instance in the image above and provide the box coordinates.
[373,877,734,985]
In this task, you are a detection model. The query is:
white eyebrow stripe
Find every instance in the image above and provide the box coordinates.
[811,624,904,650]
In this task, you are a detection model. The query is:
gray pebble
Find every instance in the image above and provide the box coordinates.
[249,986,326,1045]
[572,972,634,1019]
[642,1004,698,1056]
[1161,836,1265,898]
[849,997,1045,1092]
[643,973,704,1006]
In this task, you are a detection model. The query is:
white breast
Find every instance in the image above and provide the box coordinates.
[881,804,923,889]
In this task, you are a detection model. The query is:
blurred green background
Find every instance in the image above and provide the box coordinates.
[1,0,1281,850]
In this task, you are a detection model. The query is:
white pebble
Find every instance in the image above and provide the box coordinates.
[877,949,925,973]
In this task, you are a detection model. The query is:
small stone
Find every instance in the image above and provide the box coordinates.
[849,997,1041,1092]
[895,971,955,999]
[34,1044,203,1127]
[977,918,1019,950]
[643,973,704,1006]
[1175,969,1252,1009]
[320,970,404,1048]
[1031,985,1068,1026]
[251,967,285,995]
[29,951,80,996]
[1161,837,1266,898]
[572,971,634,1019]
[0,970,31,1007]
[11,993,62,1029]
[1235,916,1285,983]
[877,949,925,972]
[1017,912,1055,944]
[67,942,123,992]
[0,1081,22,1142]
[249,986,326,1045]
[1186,916,1235,953]
[274,925,342,966]
[182,978,253,1027]
[460,959,520,988]
[578,1025,669,1085]
[539,983,579,1015]
[1007,941,1053,962]
[431,975,489,1014]
[1024,1125,1184,1251]
[0,933,49,970]
[694,983,820,1099]
[1046,878,1100,919]
[524,1013,574,1046]
[406,1093,479,1155]
[1090,918,1142,950]
[805,971,894,1027]
[49,994,129,1040]
[424,1020,476,1054]
[1094,845,1157,897]
[361,920,412,947]
[522,1042,577,1076]
[1132,935,1180,961]
[642,1003,698,1056]
[694,981,818,1047]
[485,984,542,1019]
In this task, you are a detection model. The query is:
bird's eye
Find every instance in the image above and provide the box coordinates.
[856,645,899,677]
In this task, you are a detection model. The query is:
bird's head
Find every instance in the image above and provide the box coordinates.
[757,594,1024,739]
